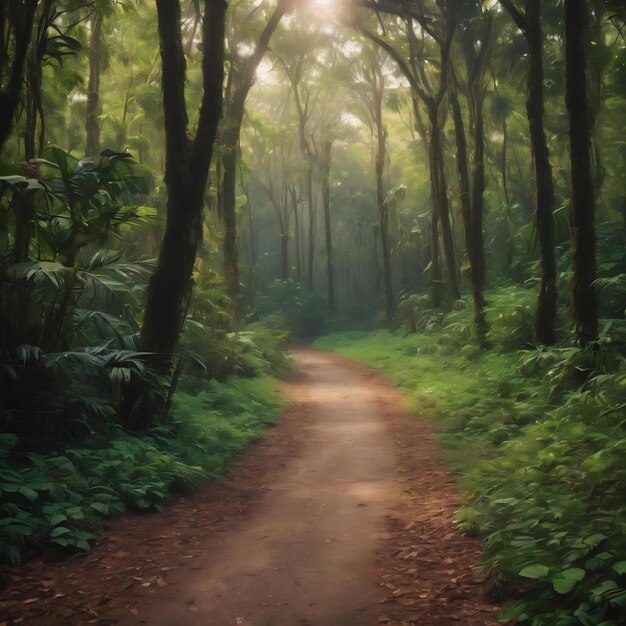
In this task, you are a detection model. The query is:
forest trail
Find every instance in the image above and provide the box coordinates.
[2,349,501,626]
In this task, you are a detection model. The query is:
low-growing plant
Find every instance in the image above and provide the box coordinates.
[0,376,284,565]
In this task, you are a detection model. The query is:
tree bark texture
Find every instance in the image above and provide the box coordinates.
[526,1,557,345]
[501,0,557,345]
[0,0,38,155]
[219,0,292,310]
[139,0,225,362]
[429,110,460,304]
[373,68,394,322]
[306,165,315,291]
[565,0,598,344]
[321,139,335,311]
[450,87,488,347]
[85,11,103,156]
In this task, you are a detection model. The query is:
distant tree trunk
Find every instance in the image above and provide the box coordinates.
[359,20,459,308]
[526,2,557,345]
[280,186,289,281]
[450,87,488,347]
[0,0,38,155]
[24,53,42,159]
[216,156,224,220]
[85,11,103,156]
[450,90,472,271]
[220,115,242,313]
[24,0,52,159]
[501,118,510,209]
[501,118,514,270]
[306,165,315,290]
[321,139,335,311]
[245,183,256,308]
[293,198,301,280]
[429,109,460,304]
[428,158,441,308]
[470,80,487,292]
[373,70,394,322]
[138,0,224,361]
[565,0,597,344]
[501,0,557,345]
[280,232,289,281]
[220,0,292,311]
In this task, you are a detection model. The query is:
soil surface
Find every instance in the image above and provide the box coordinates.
[1,348,502,625]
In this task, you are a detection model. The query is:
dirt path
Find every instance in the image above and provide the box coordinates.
[1,348,501,626]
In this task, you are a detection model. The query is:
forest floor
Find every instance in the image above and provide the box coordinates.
[1,348,502,626]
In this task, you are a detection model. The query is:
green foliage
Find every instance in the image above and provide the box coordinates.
[315,286,626,625]
[0,344,163,448]
[256,279,328,339]
[0,377,284,565]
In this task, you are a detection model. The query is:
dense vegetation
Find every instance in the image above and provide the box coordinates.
[316,286,625,625]
[1,0,624,624]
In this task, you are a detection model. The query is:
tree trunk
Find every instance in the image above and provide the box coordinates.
[374,79,393,322]
[450,87,488,347]
[306,164,315,291]
[429,108,460,304]
[428,155,441,308]
[220,120,241,314]
[219,0,292,309]
[526,0,557,345]
[565,0,597,344]
[0,0,38,155]
[85,11,103,156]
[133,0,224,420]
[321,139,335,312]
[470,80,487,291]
[501,0,557,345]
[293,198,301,280]
[280,232,289,281]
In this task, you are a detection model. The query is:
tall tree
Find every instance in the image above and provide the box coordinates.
[565,0,597,344]
[500,0,557,345]
[359,5,460,306]
[136,0,225,393]
[321,136,335,311]
[448,1,494,346]
[85,8,104,155]
[353,49,394,321]
[219,0,293,314]
[0,0,39,155]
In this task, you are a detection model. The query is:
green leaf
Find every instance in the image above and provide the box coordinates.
[584,533,607,547]
[49,526,71,538]
[18,486,39,501]
[561,567,586,581]
[592,580,619,596]
[613,561,626,575]
[519,564,549,579]
[553,577,576,594]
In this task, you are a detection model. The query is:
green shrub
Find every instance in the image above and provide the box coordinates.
[256,279,328,338]
[0,376,284,565]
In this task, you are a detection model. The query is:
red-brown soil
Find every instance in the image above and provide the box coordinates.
[0,348,502,625]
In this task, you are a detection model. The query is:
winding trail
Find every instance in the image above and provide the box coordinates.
[1,348,501,625]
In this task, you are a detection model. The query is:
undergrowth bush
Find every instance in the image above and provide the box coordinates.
[256,279,328,339]
[315,285,626,626]
[0,377,284,565]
